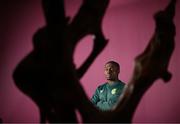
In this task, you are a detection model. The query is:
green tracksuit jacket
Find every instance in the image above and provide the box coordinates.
[91,81,125,111]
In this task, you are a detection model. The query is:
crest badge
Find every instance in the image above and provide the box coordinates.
[111,88,117,94]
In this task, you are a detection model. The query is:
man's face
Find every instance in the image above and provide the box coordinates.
[104,63,119,81]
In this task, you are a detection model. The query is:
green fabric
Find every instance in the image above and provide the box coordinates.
[91,81,125,111]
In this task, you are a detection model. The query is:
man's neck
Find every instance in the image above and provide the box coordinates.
[107,79,119,85]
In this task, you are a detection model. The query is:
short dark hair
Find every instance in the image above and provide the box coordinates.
[105,61,120,70]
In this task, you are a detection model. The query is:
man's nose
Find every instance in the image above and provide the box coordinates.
[107,69,112,73]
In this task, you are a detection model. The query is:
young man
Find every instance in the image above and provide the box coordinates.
[91,61,125,111]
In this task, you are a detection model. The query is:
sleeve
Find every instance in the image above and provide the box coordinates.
[91,88,100,105]
[91,85,112,111]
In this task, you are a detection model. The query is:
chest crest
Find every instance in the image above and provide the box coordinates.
[111,88,117,94]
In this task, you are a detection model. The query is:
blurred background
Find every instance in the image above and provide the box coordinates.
[0,0,180,122]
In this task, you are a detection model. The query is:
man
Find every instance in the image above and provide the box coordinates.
[91,61,125,111]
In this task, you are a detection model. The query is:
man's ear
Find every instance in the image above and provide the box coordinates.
[117,69,120,74]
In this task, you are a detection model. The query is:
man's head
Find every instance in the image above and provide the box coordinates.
[104,61,120,82]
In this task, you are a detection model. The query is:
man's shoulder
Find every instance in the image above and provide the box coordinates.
[117,80,126,88]
[97,83,108,90]
[119,80,126,86]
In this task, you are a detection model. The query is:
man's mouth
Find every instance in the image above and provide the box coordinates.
[106,74,111,78]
